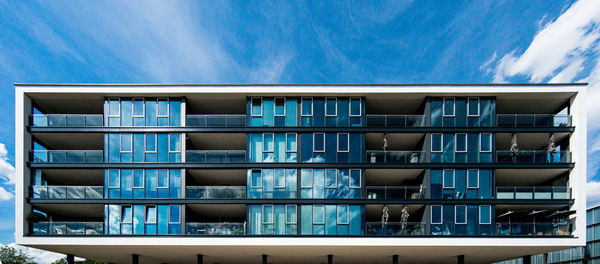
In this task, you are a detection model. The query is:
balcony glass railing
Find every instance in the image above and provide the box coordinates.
[247,190,297,199]
[366,222,426,236]
[496,150,571,163]
[32,186,103,199]
[496,114,571,127]
[32,150,103,163]
[32,222,103,236]
[495,221,571,236]
[186,222,245,235]
[186,186,246,199]
[186,114,246,127]
[366,115,426,127]
[32,114,103,127]
[186,150,246,163]
[496,186,570,199]
[366,151,424,163]
[366,186,424,199]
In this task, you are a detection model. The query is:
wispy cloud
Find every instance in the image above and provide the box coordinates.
[587,181,600,207]
[0,143,15,187]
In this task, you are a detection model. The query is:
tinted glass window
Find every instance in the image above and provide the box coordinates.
[431,134,442,152]
[301,98,312,116]
[350,98,361,116]
[431,205,442,224]
[456,134,467,152]
[251,98,262,116]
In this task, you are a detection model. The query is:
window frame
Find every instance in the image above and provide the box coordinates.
[337,133,349,152]
[262,204,274,224]
[442,97,456,117]
[325,169,337,189]
[273,168,286,189]
[250,97,263,117]
[455,133,467,153]
[467,169,479,188]
[145,205,157,224]
[133,169,145,189]
[467,97,480,117]
[336,204,350,224]
[285,133,297,152]
[108,169,121,188]
[442,169,455,188]
[121,205,133,224]
[431,205,443,224]
[313,204,325,224]
[107,98,121,118]
[479,205,492,224]
[349,169,361,189]
[349,97,362,117]
[455,205,467,224]
[285,204,297,224]
[156,98,169,118]
[300,97,313,117]
[479,133,492,153]
[431,133,443,153]
[145,133,157,153]
[120,133,133,153]
[132,98,145,118]
[168,204,181,224]
[300,169,313,188]
[325,97,337,117]
[250,169,262,188]
[313,133,325,152]
[262,133,275,153]
[274,97,286,117]
[157,169,169,189]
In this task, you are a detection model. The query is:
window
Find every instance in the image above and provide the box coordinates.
[443,169,455,188]
[467,169,479,188]
[301,169,313,188]
[337,133,349,152]
[455,205,467,224]
[431,205,443,224]
[349,169,361,188]
[325,97,337,116]
[286,133,297,152]
[145,134,157,153]
[169,133,180,152]
[431,133,443,152]
[121,134,132,152]
[325,169,337,188]
[349,97,361,117]
[479,205,491,224]
[443,97,455,117]
[157,98,169,117]
[145,205,157,223]
[133,98,144,117]
[301,97,313,116]
[108,169,120,188]
[251,97,262,117]
[480,133,492,152]
[169,205,180,224]
[337,205,349,224]
[251,169,262,188]
[313,133,325,152]
[157,169,169,188]
[467,97,480,117]
[274,169,286,188]
[263,133,274,152]
[121,205,132,223]
[274,97,286,116]
[313,205,325,224]
[286,205,297,224]
[455,133,467,153]
[263,205,274,224]
[133,170,144,188]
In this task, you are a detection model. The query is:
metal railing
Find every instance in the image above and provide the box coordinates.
[366,186,424,199]
[186,186,246,199]
[366,151,424,163]
[32,150,103,163]
[186,150,246,163]
[496,186,570,200]
[496,150,571,163]
[32,186,103,199]
[366,222,426,236]
[496,114,571,127]
[366,115,426,127]
[495,221,571,236]
[32,114,103,127]
[186,222,245,235]
[31,222,104,236]
[186,114,246,127]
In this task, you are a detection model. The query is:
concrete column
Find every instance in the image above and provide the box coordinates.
[197,254,203,264]
[66,254,75,264]
[392,255,398,264]
[132,254,139,264]
[457,255,465,264]
[522,255,531,264]
[262,254,267,264]
[328,254,333,264]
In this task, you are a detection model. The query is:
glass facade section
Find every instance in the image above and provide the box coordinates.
[247,169,297,198]
[299,204,363,235]
[105,133,182,163]
[104,98,181,127]
[430,205,493,235]
[430,133,494,163]
[247,204,297,235]
[300,133,364,163]
[105,204,182,235]
[430,97,495,127]
[300,169,361,199]
[248,133,297,162]
[248,97,298,127]
[430,169,493,199]
[105,169,182,199]
[299,97,364,127]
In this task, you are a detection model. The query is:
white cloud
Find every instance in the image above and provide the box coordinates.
[0,186,13,201]
[0,143,15,186]
[587,181,600,208]
[0,243,82,264]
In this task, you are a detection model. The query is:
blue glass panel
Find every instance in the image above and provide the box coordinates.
[467,134,479,162]
[275,98,285,116]
[249,133,262,162]
[274,205,285,235]
[169,100,181,126]
[313,98,324,127]
[145,100,157,126]
[456,170,466,199]
[247,205,261,235]
[169,134,180,151]
[285,98,297,127]
[325,205,336,235]
[443,205,454,234]
[275,133,285,162]
[121,169,132,199]
[349,205,362,235]
[121,100,133,126]
[108,134,120,163]
[349,134,363,163]
[263,169,273,198]
[479,170,491,199]
[443,134,454,163]
[338,98,349,127]
[338,133,349,152]
[480,205,491,224]
[108,205,120,234]
[480,133,491,152]
[337,169,349,198]
[301,133,312,162]
[455,98,466,127]
[146,134,156,152]
[169,205,180,223]
[157,134,168,162]
[313,169,324,198]
[350,98,361,116]
[431,205,442,223]
[286,169,297,198]
[263,99,274,127]
[431,134,442,152]
[431,170,442,199]
[301,98,312,116]
[157,205,169,235]
[456,205,466,223]
[251,98,262,116]
[145,169,157,198]
[133,134,144,162]
[133,205,144,235]
[169,169,181,198]
[467,205,478,235]
[480,99,492,127]
[467,170,478,188]
[325,133,336,162]
[443,170,454,188]
[431,99,442,126]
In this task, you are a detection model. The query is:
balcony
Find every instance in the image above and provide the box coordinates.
[496,150,571,163]
[186,186,246,199]
[32,186,103,199]
[186,150,246,163]
[496,186,570,200]
[32,114,103,127]
[366,151,424,163]
[32,150,103,163]
[366,222,425,236]
[186,114,246,127]
[495,221,571,236]
[31,222,103,236]
[366,186,424,199]
[366,115,426,127]
[496,114,571,127]
[247,190,297,199]
[185,222,245,235]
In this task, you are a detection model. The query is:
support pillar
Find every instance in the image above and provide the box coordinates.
[522,255,531,264]
[457,255,464,264]
[132,254,139,264]
[392,255,398,264]
[66,254,75,264]
[262,254,267,264]
[197,254,203,264]
[328,254,333,264]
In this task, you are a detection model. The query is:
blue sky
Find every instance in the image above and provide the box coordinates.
[1,0,599,261]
